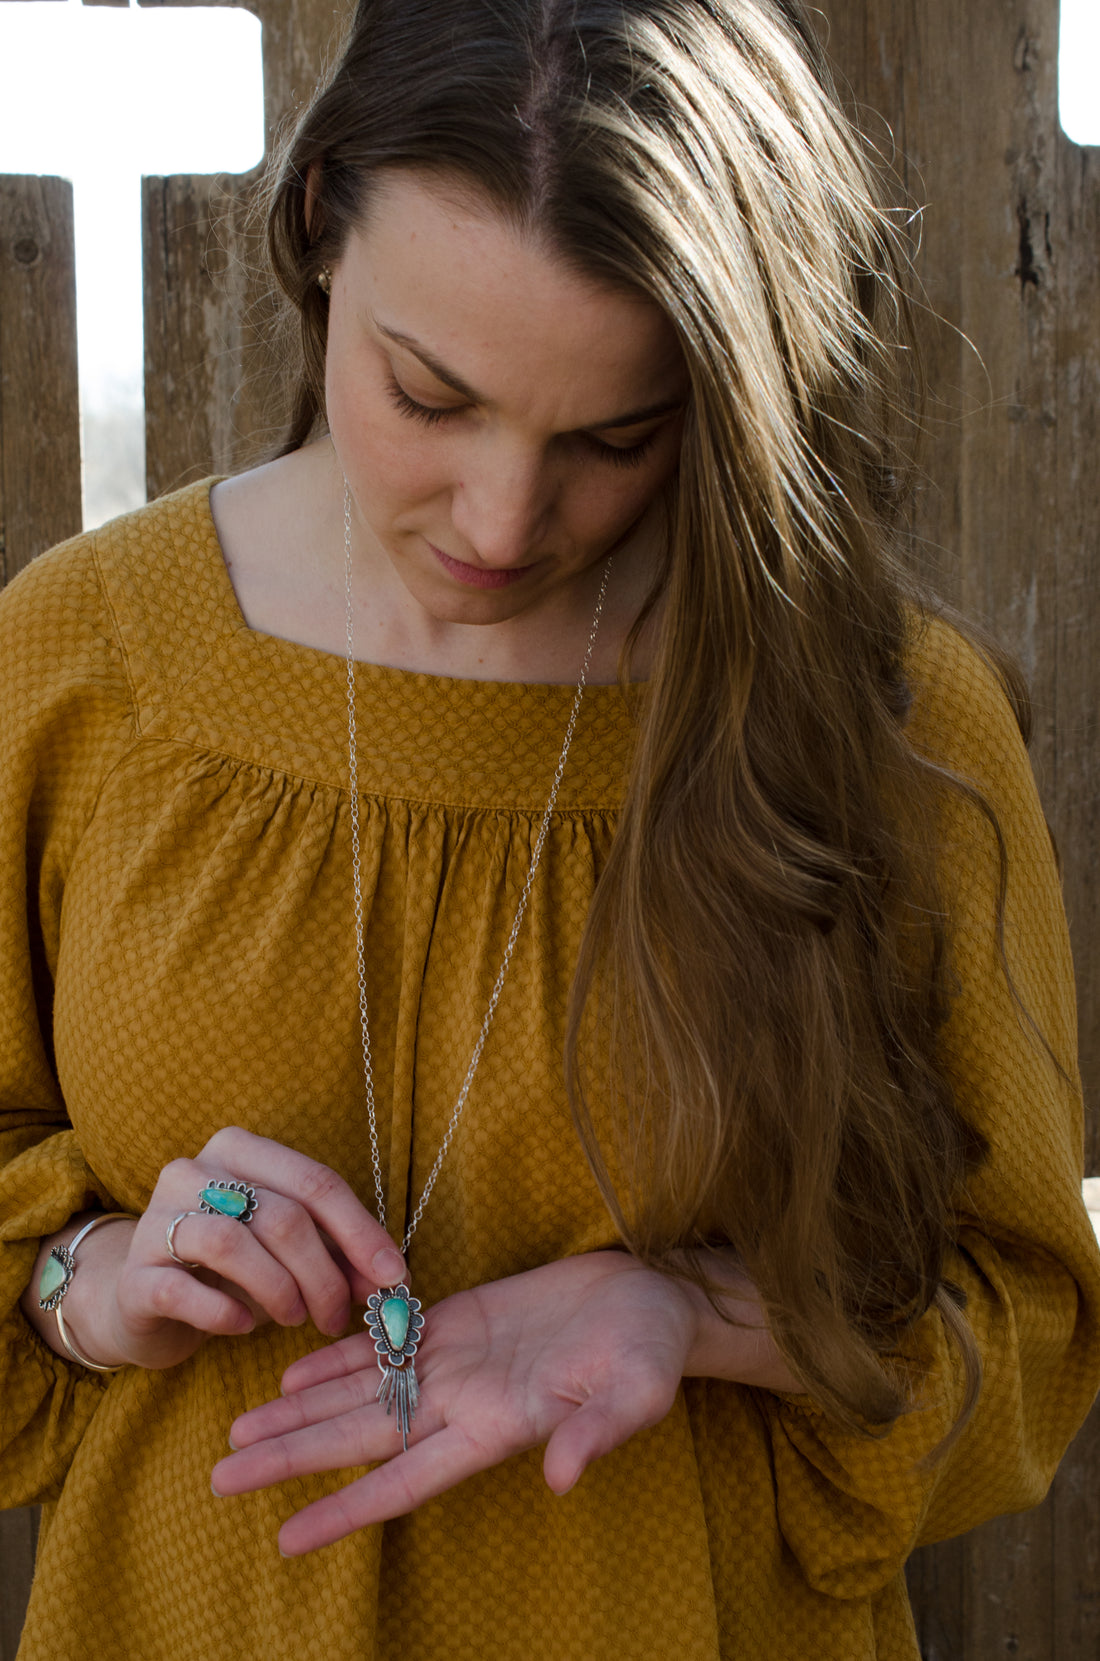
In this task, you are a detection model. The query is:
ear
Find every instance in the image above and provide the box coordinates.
[304,162,324,240]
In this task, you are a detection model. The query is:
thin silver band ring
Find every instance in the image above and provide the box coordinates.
[165,1211,204,1269]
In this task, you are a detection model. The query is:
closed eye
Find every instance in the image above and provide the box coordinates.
[384,374,461,427]
[385,370,664,467]
[577,431,659,469]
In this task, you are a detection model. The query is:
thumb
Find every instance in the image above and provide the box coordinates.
[543,1378,674,1496]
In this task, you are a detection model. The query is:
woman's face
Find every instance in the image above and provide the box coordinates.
[324,171,688,629]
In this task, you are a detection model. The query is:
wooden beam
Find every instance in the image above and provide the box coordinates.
[0,176,81,586]
[141,0,352,498]
[0,1509,38,1661]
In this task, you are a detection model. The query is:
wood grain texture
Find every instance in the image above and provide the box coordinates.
[0,176,81,584]
[817,2,1100,1656]
[141,0,351,497]
[0,1509,37,1661]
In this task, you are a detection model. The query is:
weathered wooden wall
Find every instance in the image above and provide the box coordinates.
[141,0,349,494]
[0,0,1097,1656]
[0,176,81,582]
[0,164,76,1661]
[814,2,1100,1655]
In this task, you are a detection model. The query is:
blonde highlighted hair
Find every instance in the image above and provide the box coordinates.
[264,0,1026,1431]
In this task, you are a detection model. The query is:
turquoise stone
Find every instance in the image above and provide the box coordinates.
[38,1253,69,1304]
[380,1296,410,1351]
[200,1185,249,1220]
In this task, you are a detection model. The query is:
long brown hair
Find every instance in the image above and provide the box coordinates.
[263,0,1023,1431]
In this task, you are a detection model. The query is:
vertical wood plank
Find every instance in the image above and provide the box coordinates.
[1048,110,1100,1661]
[0,1509,38,1661]
[0,174,76,1661]
[141,0,351,498]
[0,176,81,584]
[904,1532,967,1661]
[1053,117,1100,1182]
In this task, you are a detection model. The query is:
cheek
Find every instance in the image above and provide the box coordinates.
[330,386,447,512]
[572,455,676,544]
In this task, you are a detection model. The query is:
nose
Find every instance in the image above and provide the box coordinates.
[449,438,554,568]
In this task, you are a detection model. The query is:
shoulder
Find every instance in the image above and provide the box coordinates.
[2,478,223,635]
[83,476,230,638]
[0,524,122,712]
[0,479,232,734]
[901,612,1076,1073]
[41,480,233,727]
[901,611,1029,789]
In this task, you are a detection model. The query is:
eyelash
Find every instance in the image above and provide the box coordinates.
[383,374,658,470]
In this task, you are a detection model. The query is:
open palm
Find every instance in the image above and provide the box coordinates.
[212,1250,699,1555]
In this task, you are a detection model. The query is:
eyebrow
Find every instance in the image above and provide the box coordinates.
[377,322,684,431]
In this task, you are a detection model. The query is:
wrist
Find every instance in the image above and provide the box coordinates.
[676,1250,802,1392]
[29,1214,138,1370]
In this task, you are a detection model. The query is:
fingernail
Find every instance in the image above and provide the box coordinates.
[211,1481,223,1497]
[227,1435,239,1451]
[289,1299,308,1326]
[371,1247,407,1285]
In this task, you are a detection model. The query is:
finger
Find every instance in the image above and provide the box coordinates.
[226,1361,389,1452]
[158,1179,353,1336]
[158,1206,317,1328]
[273,1423,506,1556]
[238,1193,354,1336]
[280,1331,381,1395]
[217,1372,450,1496]
[214,1400,387,1498]
[201,1127,407,1285]
[122,1264,255,1339]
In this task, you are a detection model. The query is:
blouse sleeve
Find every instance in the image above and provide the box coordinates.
[756,620,1100,1600]
[0,532,137,1507]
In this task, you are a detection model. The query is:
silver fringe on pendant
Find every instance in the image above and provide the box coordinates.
[364,1284,425,1453]
[376,1358,421,1451]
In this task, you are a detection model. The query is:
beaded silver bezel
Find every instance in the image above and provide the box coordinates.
[37,1244,76,1312]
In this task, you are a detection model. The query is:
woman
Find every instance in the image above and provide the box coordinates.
[2,1,1098,1656]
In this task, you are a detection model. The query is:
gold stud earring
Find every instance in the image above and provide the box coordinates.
[317,267,333,295]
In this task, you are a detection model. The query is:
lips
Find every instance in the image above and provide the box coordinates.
[427,541,532,590]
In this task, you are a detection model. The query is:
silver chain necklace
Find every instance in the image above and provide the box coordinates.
[343,480,611,1448]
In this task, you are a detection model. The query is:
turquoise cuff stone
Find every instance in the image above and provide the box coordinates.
[38,1246,75,1312]
[197,1181,258,1224]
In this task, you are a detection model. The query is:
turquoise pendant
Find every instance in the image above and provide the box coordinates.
[364,1284,425,1451]
[198,1180,257,1224]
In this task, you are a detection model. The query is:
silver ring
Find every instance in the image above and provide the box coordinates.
[165,1211,203,1269]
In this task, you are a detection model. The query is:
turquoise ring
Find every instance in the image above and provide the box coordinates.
[197,1180,258,1225]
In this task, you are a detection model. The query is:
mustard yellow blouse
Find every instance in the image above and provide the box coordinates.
[1,482,1097,1660]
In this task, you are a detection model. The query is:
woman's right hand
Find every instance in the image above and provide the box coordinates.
[25,1127,407,1372]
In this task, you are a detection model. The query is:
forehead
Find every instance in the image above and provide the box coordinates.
[340,171,685,421]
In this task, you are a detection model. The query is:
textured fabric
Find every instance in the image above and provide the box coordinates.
[1,480,1098,1660]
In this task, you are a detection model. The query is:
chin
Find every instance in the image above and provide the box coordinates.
[416,587,535,628]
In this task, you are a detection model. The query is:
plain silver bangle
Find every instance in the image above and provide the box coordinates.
[37,1212,137,1373]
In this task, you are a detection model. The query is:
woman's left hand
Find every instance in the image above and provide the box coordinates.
[212,1250,761,1556]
